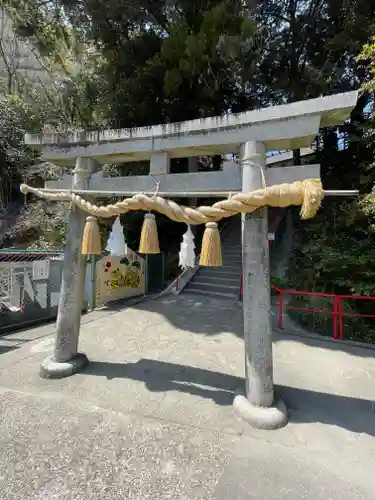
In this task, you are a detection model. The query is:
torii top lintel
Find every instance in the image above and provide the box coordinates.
[25,91,358,166]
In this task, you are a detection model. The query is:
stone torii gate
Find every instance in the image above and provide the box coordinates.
[25,91,358,429]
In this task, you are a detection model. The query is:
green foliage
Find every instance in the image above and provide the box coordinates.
[287,125,375,341]
[3,199,70,250]
[357,36,375,94]
[254,0,374,103]
[289,198,375,296]
[270,276,287,290]
[159,0,257,120]
[0,93,41,209]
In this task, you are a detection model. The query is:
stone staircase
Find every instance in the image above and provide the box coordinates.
[183,216,241,299]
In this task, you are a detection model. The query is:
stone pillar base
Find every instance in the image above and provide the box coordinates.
[40,353,89,379]
[233,394,288,430]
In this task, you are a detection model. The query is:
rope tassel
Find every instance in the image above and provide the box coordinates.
[81,216,102,255]
[199,222,222,267]
[139,213,160,254]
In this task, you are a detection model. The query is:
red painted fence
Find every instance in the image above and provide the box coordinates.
[239,272,375,340]
[271,286,375,340]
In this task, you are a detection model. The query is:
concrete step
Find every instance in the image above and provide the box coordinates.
[193,275,239,286]
[189,281,239,292]
[201,262,241,269]
[220,266,242,272]
[200,270,241,278]
[221,258,242,264]
[222,263,241,269]
[221,261,241,266]
[183,286,238,299]
[199,267,241,279]
[198,265,240,272]
[198,271,240,281]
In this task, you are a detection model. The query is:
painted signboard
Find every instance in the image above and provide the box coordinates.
[95,249,145,306]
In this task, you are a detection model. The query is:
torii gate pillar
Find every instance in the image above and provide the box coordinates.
[234,141,288,429]
[40,157,99,379]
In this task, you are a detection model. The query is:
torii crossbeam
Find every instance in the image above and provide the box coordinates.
[24,91,358,430]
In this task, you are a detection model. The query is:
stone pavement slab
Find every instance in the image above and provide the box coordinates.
[0,389,235,500]
[0,293,374,499]
[215,437,373,500]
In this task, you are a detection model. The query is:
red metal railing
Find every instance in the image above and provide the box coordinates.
[271,285,338,336]
[239,271,375,340]
[334,294,375,340]
[272,286,375,340]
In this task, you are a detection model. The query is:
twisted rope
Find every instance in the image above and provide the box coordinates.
[20,179,323,224]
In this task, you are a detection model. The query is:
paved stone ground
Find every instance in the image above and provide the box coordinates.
[0,294,374,499]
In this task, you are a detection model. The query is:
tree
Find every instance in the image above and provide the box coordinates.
[253,0,375,104]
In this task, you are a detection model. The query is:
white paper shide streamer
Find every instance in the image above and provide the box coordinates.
[178,225,196,269]
[106,216,127,256]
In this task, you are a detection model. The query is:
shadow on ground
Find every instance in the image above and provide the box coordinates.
[0,331,54,355]
[84,359,243,405]
[83,358,375,437]
[103,294,375,358]
[0,344,17,355]
[108,294,244,337]
[279,385,375,437]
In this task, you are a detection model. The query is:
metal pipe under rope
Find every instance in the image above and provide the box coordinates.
[33,188,359,198]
